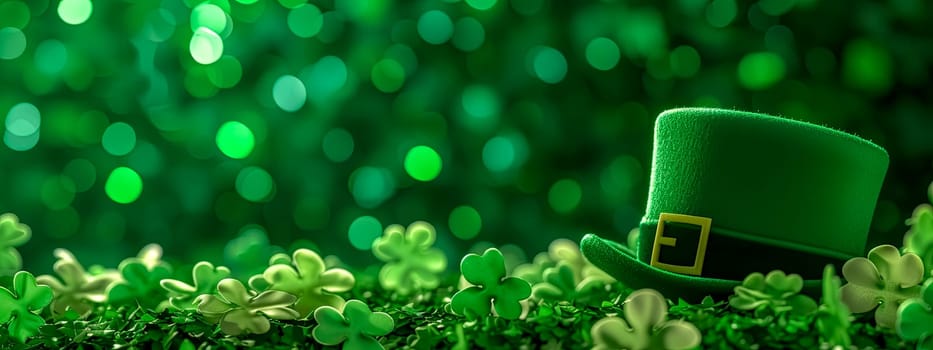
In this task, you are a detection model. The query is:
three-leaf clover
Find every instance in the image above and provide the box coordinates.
[196,278,300,336]
[36,248,119,319]
[591,289,701,350]
[106,244,174,310]
[161,261,232,311]
[898,279,933,350]
[905,203,933,278]
[312,299,395,350]
[256,248,355,318]
[532,261,611,305]
[371,221,447,296]
[815,264,851,349]
[450,248,531,320]
[0,213,31,276]
[728,270,817,316]
[841,244,923,328]
[0,271,53,343]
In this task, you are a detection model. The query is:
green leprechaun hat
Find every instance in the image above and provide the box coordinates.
[581,108,889,302]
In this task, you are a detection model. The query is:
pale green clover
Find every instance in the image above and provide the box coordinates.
[0,271,53,343]
[257,248,355,318]
[372,221,447,296]
[591,289,701,350]
[897,279,933,350]
[450,248,531,320]
[312,299,395,350]
[161,261,231,311]
[196,278,300,336]
[728,270,817,316]
[106,244,174,310]
[815,264,851,349]
[36,249,119,319]
[841,244,923,328]
[532,261,612,305]
[515,239,614,289]
[0,213,31,276]
[512,251,554,286]
[905,203,933,277]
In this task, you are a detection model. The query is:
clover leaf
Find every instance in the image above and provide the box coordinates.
[0,271,53,343]
[371,221,447,296]
[532,261,612,305]
[905,203,933,278]
[898,279,933,350]
[591,288,701,350]
[816,264,851,348]
[36,248,119,319]
[450,248,531,320]
[312,299,395,350]
[728,270,817,316]
[841,244,923,328]
[0,213,31,276]
[160,261,231,311]
[106,244,174,310]
[257,248,355,318]
[512,251,555,286]
[196,278,300,336]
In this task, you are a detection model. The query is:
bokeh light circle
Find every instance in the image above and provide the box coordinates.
[5,102,40,137]
[190,3,228,34]
[548,178,582,214]
[101,122,137,156]
[737,52,786,90]
[482,136,515,172]
[453,17,485,52]
[58,0,93,25]
[349,166,395,208]
[0,27,26,60]
[449,205,482,240]
[461,85,501,120]
[532,46,568,84]
[105,167,143,204]
[190,27,224,65]
[669,45,702,78]
[585,37,621,71]
[272,75,307,112]
[348,216,383,250]
[466,0,497,10]
[287,4,323,38]
[404,145,443,182]
[216,121,255,159]
[417,10,453,45]
[322,128,354,163]
[371,59,405,93]
[236,166,275,202]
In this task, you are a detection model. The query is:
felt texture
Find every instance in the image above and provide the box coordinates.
[581,108,888,302]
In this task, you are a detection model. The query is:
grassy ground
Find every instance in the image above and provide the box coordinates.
[2,271,914,350]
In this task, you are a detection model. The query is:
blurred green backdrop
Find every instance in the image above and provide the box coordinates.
[1,0,931,276]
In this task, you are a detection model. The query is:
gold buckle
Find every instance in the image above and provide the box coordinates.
[649,213,712,276]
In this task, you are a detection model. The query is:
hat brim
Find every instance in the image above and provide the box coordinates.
[580,233,822,302]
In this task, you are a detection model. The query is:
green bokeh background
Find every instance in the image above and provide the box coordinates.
[1,0,931,276]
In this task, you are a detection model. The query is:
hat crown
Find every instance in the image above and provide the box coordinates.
[641,108,888,265]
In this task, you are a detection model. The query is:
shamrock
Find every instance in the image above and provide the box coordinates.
[815,264,851,349]
[450,248,531,320]
[371,221,447,296]
[532,261,612,305]
[36,248,120,319]
[905,203,933,277]
[0,271,53,343]
[0,213,31,276]
[529,239,616,304]
[255,248,355,318]
[160,261,232,311]
[196,278,300,336]
[728,270,817,316]
[841,244,923,328]
[898,279,933,350]
[106,244,174,310]
[591,289,701,350]
[515,239,614,287]
[312,299,395,350]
